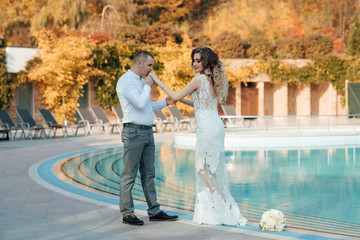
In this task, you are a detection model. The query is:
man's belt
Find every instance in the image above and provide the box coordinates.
[123,123,152,130]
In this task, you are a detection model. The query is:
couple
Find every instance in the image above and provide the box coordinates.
[116,47,248,226]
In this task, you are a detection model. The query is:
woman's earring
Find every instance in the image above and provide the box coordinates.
[204,68,211,75]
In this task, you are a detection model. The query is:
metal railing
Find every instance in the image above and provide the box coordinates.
[223,114,360,133]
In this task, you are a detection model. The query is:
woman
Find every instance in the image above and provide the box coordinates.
[150,47,247,226]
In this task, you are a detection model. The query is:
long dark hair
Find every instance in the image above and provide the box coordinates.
[191,47,228,103]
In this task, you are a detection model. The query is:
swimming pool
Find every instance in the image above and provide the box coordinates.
[51,141,360,238]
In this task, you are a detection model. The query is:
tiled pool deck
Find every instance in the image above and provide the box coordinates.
[0,133,356,240]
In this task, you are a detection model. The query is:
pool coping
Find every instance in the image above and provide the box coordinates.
[174,131,360,149]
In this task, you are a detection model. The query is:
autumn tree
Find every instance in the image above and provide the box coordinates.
[0,0,42,45]
[203,0,359,50]
[106,0,137,25]
[155,35,195,112]
[137,0,203,24]
[284,0,358,44]
[347,9,360,56]
[213,31,246,58]
[203,0,296,42]
[30,0,87,33]
[84,0,137,36]
[28,28,95,123]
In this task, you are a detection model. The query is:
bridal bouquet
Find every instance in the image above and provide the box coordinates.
[259,209,287,232]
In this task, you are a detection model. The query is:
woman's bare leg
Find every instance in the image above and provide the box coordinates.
[197,163,226,201]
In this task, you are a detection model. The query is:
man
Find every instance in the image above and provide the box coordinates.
[116,50,178,225]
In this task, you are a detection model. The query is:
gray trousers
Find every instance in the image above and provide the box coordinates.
[120,126,160,217]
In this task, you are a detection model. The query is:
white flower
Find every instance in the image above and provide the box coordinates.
[259,209,287,232]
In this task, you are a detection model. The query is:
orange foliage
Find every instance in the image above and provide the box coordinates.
[42,27,65,38]
[287,17,306,40]
[90,33,113,45]
[28,28,95,123]
[68,31,90,38]
[333,38,346,53]
[322,27,336,39]
[320,27,346,53]
[8,26,32,46]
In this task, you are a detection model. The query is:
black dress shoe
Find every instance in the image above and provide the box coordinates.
[123,214,144,225]
[149,210,178,221]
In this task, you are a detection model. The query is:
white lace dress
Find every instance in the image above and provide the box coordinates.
[190,74,248,226]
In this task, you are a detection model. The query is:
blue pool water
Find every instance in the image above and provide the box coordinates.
[57,142,360,236]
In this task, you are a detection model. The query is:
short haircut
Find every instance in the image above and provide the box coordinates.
[133,50,154,64]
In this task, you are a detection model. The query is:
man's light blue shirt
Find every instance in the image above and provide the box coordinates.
[116,70,167,126]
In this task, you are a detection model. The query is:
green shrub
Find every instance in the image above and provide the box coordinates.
[116,25,143,44]
[304,34,333,59]
[90,43,134,108]
[312,55,348,94]
[0,48,12,110]
[213,31,246,58]
[274,38,304,58]
[0,35,5,47]
[245,36,272,58]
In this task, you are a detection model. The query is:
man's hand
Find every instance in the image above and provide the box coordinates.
[166,97,177,106]
[145,75,154,87]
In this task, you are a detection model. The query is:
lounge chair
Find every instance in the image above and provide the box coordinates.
[38,109,82,137]
[76,108,107,135]
[91,107,121,134]
[153,111,176,132]
[220,104,243,128]
[0,110,25,140]
[112,107,123,124]
[167,106,195,131]
[16,109,49,139]
[0,128,9,141]
[220,105,256,128]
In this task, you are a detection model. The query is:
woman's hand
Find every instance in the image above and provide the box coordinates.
[166,97,177,105]
[149,72,161,84]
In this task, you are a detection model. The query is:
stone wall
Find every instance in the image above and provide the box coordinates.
[227,59,348,116]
